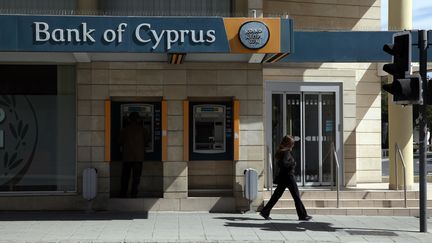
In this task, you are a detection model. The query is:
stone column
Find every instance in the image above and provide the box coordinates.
[388,0,413,190]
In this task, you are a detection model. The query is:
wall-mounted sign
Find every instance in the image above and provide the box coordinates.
[0,15,293,54]
[238,21,270,49]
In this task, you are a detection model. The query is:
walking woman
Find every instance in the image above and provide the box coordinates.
[260,135,312,221]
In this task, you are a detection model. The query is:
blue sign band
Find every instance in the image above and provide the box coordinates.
[0,15,230,53]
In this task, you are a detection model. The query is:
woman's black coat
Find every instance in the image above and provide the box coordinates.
[273,150,296,184]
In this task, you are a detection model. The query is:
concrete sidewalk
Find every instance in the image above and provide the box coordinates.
[0,211,431,242]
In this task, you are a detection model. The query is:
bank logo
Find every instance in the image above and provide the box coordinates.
[0,95,38,188]
[239,21,270,50]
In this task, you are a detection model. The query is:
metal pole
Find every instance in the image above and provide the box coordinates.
[418,30,428,233]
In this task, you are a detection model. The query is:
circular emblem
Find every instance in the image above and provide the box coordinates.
[0,95,38,187]
[239,21,270,50]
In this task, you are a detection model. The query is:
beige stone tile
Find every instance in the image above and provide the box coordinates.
[344,158,356,173]
[164,162,187,177]
[78,85,92,100]
[92,85,110,100]
[356,157,381,171]
[240,99,248,116]
[356,133,381,145]
[247,86,263,100]
[343,131,356,145]
[343,104,356,118]
[136,85,163,96]
[77,63,91,69]
[356,120,381,133]
[187,70,218,84]
[136,70,163,85]
[356,94,380,108]
[167,131,182,146]
[343,90,356,104]
[218,70,247,85]
[248,70,263,85]
[240,130,264,146]
[187,85,218,97]
[77,69,91,84]
[167,100,183,115]
[163,193,187,199]
[163,70,187,84]
[239,146,248,161]
[167,146,183,161]
[92,62,109,69]
[167,115,183,131]
[78,116,91,131]
[246,146,265,161]
[344,172,356,186]
[217,86,248,100]
[109,70,137,84]
[343,118,357,132]
[109,62,137,70]
[92,101,105,116]
[78,132,92,146]
[109,85,137,97]
[356,170,381,183]
[91,162,110,177]
[163,176,187,192]
[247,101,264,116]
[346,209,362,215]
[357,107,381,120]
[356,82,380,95]
[78,101,91,116]
[164,85,186,100]
[77,147,91,162]
[91,147,105,162]
[356,145,381,158]
[91,131,105,146]
[92,69,109,84]
[97,178,110,193]
[91,116,105,131]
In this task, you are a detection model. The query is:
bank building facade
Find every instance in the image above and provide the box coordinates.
[0,0,386,213]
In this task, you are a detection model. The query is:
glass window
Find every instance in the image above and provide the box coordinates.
[0,65,76,192]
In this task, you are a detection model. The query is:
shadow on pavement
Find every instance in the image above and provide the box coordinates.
[224,221,401,236]
[0,211,149,221]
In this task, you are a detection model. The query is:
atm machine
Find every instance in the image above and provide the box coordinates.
[111,102,162,161]
[189,102,233,160]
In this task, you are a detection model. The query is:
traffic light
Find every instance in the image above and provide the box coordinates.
[381,31,420,104]
[383,75,422,104]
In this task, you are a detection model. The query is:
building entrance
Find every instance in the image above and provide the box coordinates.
[265,83,342,186]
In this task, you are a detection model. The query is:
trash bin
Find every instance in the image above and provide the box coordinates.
[244,168,258,201]
[82,167,97,201]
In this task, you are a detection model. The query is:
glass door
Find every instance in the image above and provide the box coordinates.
[303,94,320,185]
[267,88,339,187]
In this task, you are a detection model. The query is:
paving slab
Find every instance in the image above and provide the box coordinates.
[0,212,431,242]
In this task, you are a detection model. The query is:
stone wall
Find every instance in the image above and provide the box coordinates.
[263,0,381,30]
[76,62,264,210]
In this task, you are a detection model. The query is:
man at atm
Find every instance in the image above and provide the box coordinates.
[119,112,149,198]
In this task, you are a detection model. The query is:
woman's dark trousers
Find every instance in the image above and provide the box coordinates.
[262,174,308,218]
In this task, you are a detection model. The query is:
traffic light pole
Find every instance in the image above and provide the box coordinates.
[418,30,428,233]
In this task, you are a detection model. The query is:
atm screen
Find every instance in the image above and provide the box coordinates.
[120,104,154,152]
[193,105,226,154]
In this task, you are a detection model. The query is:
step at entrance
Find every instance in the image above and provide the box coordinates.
[263,189,431,216]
